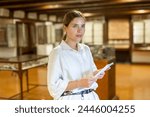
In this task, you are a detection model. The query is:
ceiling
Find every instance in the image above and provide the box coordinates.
[0,0,150,18]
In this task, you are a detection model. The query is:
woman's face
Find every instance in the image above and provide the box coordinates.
[64,17,85,43]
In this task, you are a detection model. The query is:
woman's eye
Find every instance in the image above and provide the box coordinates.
[73,24,78,28]
[82,24,85,28]
[72,24,85,28]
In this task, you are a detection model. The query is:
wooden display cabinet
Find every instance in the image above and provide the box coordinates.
[94,57,118,100]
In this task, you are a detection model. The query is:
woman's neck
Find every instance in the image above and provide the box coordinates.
[65,39,78,50]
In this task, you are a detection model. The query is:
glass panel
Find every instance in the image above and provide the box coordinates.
[6,24,17,47]
[54,23,63,42]
[133,21,144,44]
[30,24,36,46]
[144,20,150,43]
[37,25,47,44]
[0,26,7,46]
[83,21,93,43]
[93,21,103,45]
[17,23,28,47]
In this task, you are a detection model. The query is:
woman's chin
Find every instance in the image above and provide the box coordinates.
[75,38,82,42]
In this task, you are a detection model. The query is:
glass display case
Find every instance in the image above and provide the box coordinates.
[0,26,7,46]
[83,20,104,45]
[107,18,131,62]
[0,54,48,99]
[132,17,150,63]
[0,23,16,47]
[88,44,115,60]
[133,20,150,44]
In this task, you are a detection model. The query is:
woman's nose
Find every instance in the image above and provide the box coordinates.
[77,27,82,33]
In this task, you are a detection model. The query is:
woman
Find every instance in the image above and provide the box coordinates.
[47,10,105,100]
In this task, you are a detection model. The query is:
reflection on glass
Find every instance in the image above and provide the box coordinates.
[145,20,150,43]
[37,25,47,44]
[133,21,144,44]
[0,26,7,46]
[18,23,28,47]
[6,24,17,47]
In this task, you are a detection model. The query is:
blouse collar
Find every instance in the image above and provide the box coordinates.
[60,40,84,52]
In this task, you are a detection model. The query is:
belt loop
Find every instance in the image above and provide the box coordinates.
[81,92,84,100]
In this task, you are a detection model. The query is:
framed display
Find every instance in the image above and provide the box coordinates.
[54,23,63,42]
[144,20,150,43]
[0,27,7,46]
[30,24,36,46]
[133,20,150,44]
[37,25,47,44]
[17,23,28,47]
[133,21,144,44]
[83,21,93,43]
[6,24,17,47]
[108,19,130,40]
[93,21,104,45]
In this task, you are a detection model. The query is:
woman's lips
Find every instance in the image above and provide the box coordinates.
[76,35,82,38]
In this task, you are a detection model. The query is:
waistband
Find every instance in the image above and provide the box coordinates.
[61,89,94,97]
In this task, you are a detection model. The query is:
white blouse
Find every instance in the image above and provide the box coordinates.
[47,40,98,99]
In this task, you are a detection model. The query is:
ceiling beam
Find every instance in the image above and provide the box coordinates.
[0,0,150,17]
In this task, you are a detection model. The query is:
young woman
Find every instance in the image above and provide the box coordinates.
[47,10,105,100]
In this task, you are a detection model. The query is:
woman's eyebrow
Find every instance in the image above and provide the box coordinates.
[71,23,85,25]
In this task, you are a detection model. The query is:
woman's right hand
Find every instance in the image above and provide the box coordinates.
[77,77,97,88]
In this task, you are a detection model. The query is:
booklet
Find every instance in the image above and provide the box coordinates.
[94,62,114,78]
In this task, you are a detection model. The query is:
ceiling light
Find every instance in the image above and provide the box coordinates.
[42,5,60,9]
[132,9,150,14]
[83,13,93,17]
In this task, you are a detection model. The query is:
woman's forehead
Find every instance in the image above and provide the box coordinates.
[69,17,85,25]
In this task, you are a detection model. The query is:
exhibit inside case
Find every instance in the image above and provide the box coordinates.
[0,54,48,71]
[88,44,115,59]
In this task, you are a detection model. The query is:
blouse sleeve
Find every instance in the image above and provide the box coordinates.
[85,45,98,90]
[47,47,69,99]
[86,46,97,71]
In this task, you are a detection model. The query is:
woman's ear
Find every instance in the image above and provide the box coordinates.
[63,25,68,37]
[63,25,67,32]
